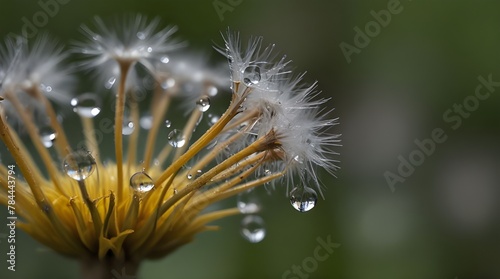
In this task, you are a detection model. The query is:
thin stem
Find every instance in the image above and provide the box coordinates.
[6,93,65,195]
[158,133,274,216]
[115,62,132,202]
[143,87,172,171]
[32,86,71,157]
[0,111,88,255]
[81,116,101,165]
[172,108,202,162]
[77,180,102,238]
[154,93,241,186]
[126,97,140,176]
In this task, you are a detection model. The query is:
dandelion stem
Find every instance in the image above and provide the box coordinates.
[33,86,71,157]
[143,87,172,171]
[127,96,140,176]
[158,133,273,216]
[172,108,202,162]
[154,93,241,186]
[115,61,132,202]
[77,180,103,238]
[6,92,66,195]
[0,111,88,255]
[81,116,101,166]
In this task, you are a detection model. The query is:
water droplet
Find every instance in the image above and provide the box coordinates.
[130,171,154,193]
[186,174,193,180]
[71,93,101,118]
[243,66,261,86]
[140,114,153,130]
[39,126,57,148]
[105,76,116,89]
[136,32,146,40]
[293,155,304,164]
[161,78,175,89]
[147,47,153,53]
[206,85,218,97]
[122,120,135,135]
[196,96,211,112]
[289,186,318,212]
[160,56,170,63]
[167,129,185,148]
[40,83,52,93]
[207,114,219,126]
[63,150,97,181]
[240,215,266,243]
[237,190,261,214]
[165,120,172,128]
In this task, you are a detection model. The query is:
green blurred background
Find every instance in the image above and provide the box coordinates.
[1,0,500,278]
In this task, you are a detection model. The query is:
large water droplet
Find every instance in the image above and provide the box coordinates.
[240,215,266,243]
[130,171,155,193]
[196,96,211,112]
[140,114,153,130]
[289,186,318,212]
[63,150,97,181]
[243,66,261,86]
[167,129,185,148]
[39,126,57,148]
[237,190,261,214]
[71,93,102,118]
[122,120,135,135]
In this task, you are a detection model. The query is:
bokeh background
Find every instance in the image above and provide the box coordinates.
[1,0,500,278]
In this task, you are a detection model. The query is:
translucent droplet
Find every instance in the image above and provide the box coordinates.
[196,96,211,112]
[160,56,170,63]
[207,85,218,97]
[243,66,261,86]
[161,78,176,90]
[122,120,135,135]
[105,76,116,89]
[140,114,153,130]
[130,171,154,193]
[71,93,101,118]
[39,126,57,148]
[289,186,318,212]
[237,190,261,214]
[63,150,97,181]
[40,83,52,93]
[136,32,146,40]
[240,215,266,243]
[165,120,172,128]
[168,129,185,148]
[147,47,153,53]
[186,174,193,180]
[207,114,219,126]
